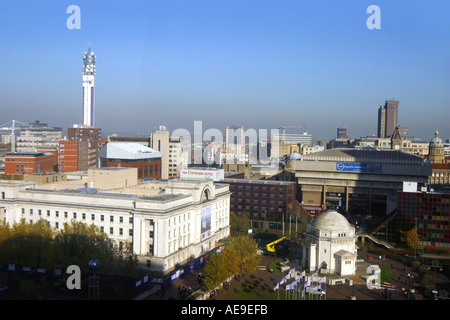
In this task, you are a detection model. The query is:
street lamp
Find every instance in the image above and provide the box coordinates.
[430,260,443,289]
[88,255,101,300]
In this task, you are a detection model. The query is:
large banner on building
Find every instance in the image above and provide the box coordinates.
[336,162,382,173]
[201,206,212,241]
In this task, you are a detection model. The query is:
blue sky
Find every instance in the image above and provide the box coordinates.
[1,0,449,141]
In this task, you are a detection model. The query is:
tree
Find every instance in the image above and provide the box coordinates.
[231,235,261,277]
[52,220,117,272]
[203,235,261,290]
[0,219,54,266]
[203,251,228,291]
[230,212,250,235]
[401,226,419,249]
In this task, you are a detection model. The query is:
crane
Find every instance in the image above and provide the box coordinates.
[0,120,30,152]
[266,230,302,253]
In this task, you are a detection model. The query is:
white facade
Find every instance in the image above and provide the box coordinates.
[0,178,231,274]
[302,210,357,276]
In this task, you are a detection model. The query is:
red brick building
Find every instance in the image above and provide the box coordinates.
[58,140,97,172]
[223,178,297,232]
[5,152,57,178]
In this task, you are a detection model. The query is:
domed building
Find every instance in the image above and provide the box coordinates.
[288,151,302,161]
[301,210,357,276]
[428,129,445,163]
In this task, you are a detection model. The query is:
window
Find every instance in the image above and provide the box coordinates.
[64,212,68,218]
[82,213,86,220]
[91,214,95,221]
[110,216,114,222]
[101,215,104,221]
[73,212,77,219]
[110,227,114,235]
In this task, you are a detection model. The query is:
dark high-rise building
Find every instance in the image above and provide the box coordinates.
[377,100,399,138]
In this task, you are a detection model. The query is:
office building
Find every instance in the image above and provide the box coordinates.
[273,127,313,148]
[151,126,188,179]
[5,152,57,178]
[225,125,245,154]
[223,178,297,231]
[377,100,399,138]
[15,121,62,152]
[68,125,101,142]
[371,183,450,250]
[58,140,97,172]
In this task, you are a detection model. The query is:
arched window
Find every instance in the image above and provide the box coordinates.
[202,187,212,202]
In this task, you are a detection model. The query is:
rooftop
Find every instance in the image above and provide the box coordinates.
[223,178,296,185]
[100,142,162,160]
[301,148,428,165]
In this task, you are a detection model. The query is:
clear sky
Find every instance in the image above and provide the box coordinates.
[1,0,449,141]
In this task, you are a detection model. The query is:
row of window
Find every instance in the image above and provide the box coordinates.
[26,218,132,236]
[21,208,133,224]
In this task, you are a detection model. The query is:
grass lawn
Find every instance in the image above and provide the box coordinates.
[218,277,341,300]
[220,278,279,300]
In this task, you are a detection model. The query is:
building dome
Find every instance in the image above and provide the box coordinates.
[288,151,302,160]
[309,210,353,232]
[430,129,444,147]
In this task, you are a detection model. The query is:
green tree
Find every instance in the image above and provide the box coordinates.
[230,212,251,235]
[204,235,261,290]
[231,235,261,277]
[203,251,228,290]
[51,220,117,272]
[0,219,54,266]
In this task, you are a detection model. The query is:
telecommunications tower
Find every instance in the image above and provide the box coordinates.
[82,46,96,126]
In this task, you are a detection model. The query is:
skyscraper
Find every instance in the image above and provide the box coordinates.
[82,47,96,127]
[377,100,399,138]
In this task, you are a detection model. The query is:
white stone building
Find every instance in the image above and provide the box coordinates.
[0,175,231,274]
[302,210,357,276]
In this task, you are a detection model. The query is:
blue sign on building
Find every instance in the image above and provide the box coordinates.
[336,162,382,173]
